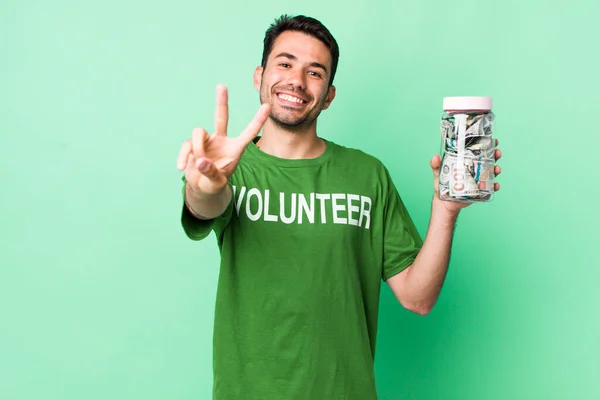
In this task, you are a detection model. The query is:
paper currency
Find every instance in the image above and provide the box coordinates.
[444,133,494,159]
[439,155,495,202]
[439,111,495,202]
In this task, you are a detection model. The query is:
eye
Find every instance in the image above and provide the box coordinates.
[308,71,322,78]
[279,63,290,68]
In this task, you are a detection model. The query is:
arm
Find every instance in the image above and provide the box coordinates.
[387,149,502,315]
[386,199,457,315]
[177,84,269,220]
[184,174,232,220]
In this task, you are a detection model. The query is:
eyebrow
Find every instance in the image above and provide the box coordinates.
[274,52,328,74]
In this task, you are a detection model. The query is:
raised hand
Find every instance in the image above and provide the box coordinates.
[177,84,270,196]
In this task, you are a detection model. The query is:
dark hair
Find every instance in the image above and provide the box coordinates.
[261,14,340,87]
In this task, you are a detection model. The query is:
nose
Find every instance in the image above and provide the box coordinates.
[286,67,306,90]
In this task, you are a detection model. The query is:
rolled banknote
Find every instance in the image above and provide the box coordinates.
[439,153,495,202]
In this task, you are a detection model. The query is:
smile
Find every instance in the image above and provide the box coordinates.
[277,93,307,104]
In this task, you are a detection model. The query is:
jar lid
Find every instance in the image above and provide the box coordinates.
[443,96,492,111]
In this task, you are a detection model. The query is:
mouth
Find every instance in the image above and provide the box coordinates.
[276,92,308,106]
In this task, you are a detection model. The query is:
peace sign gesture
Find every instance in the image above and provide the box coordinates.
[177,84,270,196]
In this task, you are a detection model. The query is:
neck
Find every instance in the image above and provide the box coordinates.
[256,119,326,159]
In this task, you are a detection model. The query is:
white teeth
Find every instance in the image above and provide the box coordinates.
[279,94,304,104]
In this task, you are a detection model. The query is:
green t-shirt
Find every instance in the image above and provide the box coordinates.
[181,138,423,400]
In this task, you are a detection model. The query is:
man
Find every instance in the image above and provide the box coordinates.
[176,14,502,400]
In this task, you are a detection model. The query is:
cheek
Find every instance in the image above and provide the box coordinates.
[310,82,328,100]
[262,70,282,85]
[266,69,299,89]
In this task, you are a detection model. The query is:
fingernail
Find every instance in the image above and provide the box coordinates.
[197,159,209,172]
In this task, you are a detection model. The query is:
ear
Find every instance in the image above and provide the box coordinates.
[254,66,263,91]
[321,85,336,110]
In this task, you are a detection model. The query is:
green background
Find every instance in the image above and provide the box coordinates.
[2,0,598,399]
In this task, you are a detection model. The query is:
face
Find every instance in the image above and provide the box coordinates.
[254,30,336,131]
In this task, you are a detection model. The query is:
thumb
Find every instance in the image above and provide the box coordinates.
[196,157,224,181]
[195,157,228,194]
[430,154,442,194]
[430,154,441,175]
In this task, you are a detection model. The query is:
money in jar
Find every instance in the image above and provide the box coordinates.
[438,96,496,203]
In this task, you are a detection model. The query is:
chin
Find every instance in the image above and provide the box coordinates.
[270,110,306,126]
[273,118,306,129]
[271,115,310,129]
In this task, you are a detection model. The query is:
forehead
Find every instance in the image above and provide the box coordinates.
[268,30,332,68]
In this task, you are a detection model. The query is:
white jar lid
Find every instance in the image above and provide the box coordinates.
[443,96,492,111]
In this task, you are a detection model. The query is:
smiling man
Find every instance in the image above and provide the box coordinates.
[253,27,337,159]
[176,14,502,400]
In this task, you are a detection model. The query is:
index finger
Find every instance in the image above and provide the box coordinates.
[237,103,271,147]
[214,84,229,136]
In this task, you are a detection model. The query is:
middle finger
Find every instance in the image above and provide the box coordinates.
[214,84,229,136]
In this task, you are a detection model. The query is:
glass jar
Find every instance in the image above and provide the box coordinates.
[438,96,496,203]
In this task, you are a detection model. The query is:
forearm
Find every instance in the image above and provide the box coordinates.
[184,183,231,220]
[397,198,459,313]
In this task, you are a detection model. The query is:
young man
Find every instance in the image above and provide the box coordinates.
[176,14,502,400]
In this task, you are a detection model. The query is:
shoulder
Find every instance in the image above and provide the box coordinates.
[326,140,403,200]
[327,139,389,174]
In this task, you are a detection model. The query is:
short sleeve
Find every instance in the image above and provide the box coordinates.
[381,169,424,281]
[180,176,234,241]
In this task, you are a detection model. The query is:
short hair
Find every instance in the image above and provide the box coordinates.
[261,14,340,87]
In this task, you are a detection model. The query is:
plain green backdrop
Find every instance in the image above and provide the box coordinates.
[1,0,599,399]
